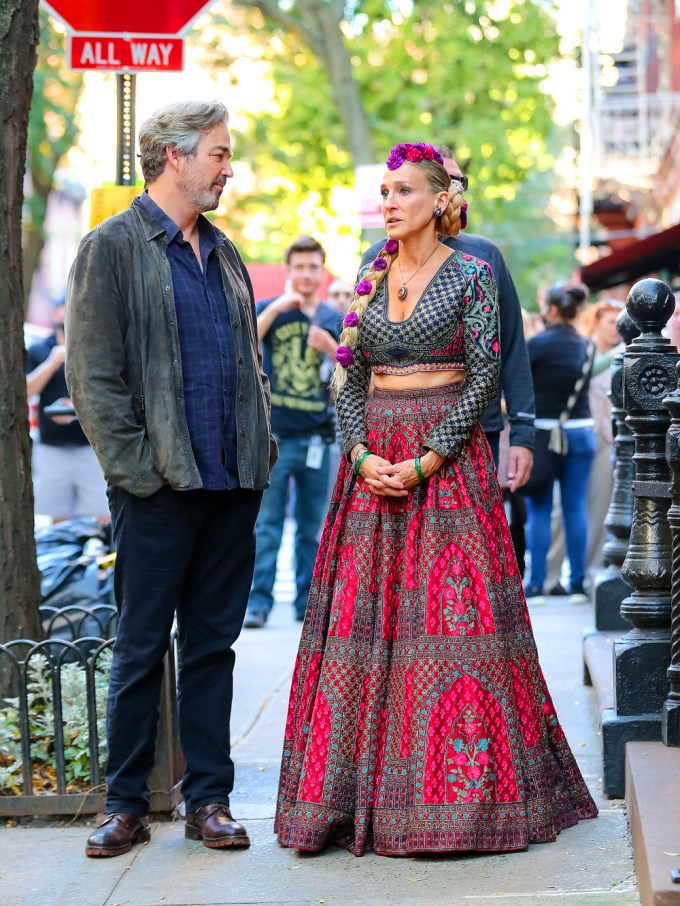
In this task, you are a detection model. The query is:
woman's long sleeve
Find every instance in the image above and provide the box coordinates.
[423,261,500,459]
[336,347,372,456]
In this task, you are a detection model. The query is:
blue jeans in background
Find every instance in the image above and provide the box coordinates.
[525,426,596,591]
[248,434,331,620]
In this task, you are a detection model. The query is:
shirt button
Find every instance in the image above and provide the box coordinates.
[232,320,239,328]
[165,286,170,291]
[239,429,245,437]
[239,394,245,401]
[238,357,244,365]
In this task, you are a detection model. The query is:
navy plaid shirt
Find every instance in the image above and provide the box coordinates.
[139,192,239,490]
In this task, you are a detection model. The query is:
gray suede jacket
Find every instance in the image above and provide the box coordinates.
[65,197,277,497]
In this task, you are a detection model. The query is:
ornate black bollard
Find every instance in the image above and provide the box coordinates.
[601,278,677,796]
[593,310,640,630]
[662,357,680,746]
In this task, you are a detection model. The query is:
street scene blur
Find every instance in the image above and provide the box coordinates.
[1,0,680,903]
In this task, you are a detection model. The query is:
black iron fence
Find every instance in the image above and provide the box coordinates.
[0,624,182,817]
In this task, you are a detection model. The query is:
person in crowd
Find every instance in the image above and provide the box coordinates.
[26,294,108,520]
[275,142,597,857]
[244,237,341,628]
[361,144,534,491]
[523,283,596,602]
[326,278,354,314]
[544,297,625,592]
[583,298,624,569]
[66,100,276,857]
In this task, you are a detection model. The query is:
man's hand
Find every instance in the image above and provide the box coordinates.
[507,445,533,492]
[48,344,67,368]
[307,324,338,357]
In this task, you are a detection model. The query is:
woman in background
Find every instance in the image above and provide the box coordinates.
[524,284,596,601]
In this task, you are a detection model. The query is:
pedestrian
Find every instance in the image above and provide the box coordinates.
[26,294,108,520]
[545,297,625,588]
[275,142,597,856]
[523,283,596,602]
[66,100,277,857]
[361,144,535,491]
[326,278,354,314]
[244,236,341,628]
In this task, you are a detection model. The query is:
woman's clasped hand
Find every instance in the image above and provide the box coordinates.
[353,447,444,495]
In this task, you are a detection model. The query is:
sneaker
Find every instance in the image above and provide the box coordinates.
[547,582,569,597]
[568,582,589,604]
[243,611,266,629]
[523,584,546,606]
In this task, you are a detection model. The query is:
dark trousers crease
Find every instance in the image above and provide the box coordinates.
[105,484,262,815]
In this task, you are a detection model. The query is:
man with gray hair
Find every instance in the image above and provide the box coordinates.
[66,101,277,856]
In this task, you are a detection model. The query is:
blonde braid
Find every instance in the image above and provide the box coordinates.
[438,182,464,237]
[332,244,399,391]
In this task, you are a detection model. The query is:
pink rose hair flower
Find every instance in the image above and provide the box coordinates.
[386,143,444,171]
[335,345,355,367]
[356,280,373,296]
[343,311,359,328]
[460,200,469,230]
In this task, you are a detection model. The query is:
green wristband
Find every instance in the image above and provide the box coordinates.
[414,456,425,482]
[353,450,372,476]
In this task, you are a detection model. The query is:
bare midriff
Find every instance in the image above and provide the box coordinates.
[373,368,466,390]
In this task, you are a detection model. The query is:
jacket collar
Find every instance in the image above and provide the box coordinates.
[132,195,227,250]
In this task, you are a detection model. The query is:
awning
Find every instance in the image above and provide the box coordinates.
[580,222,680,291]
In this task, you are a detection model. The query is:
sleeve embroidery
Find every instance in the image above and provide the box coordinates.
[335,263,372,455]
[424,261,500,459]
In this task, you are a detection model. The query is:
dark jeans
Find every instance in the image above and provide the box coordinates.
[525,426,596,589]
[249,434,331,619]
[105,484,262,816]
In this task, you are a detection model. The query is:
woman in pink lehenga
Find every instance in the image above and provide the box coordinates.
[274,143,597,857]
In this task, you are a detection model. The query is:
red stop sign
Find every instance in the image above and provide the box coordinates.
[43,0,215,34]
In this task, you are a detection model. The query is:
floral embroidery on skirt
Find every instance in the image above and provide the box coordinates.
[274,385,598,856]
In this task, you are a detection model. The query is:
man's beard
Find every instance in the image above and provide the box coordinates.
[178,168,224,213]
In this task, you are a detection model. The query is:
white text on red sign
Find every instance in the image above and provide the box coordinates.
[69,36,184,72]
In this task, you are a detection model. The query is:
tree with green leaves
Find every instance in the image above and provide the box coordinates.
[206,0,572,301]
[23,9,84,305]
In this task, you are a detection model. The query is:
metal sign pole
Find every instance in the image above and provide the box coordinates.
[116,73,136,185]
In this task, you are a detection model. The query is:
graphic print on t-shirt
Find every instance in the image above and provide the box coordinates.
[270,319,325,412]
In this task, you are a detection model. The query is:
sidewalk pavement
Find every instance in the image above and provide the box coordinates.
[0,526,639,906]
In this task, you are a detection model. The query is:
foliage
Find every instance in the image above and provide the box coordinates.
[0,650,111,794]
[22,9,84,300]
[203,0,568,302]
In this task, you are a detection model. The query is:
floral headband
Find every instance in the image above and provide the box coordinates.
[386,143,444,170]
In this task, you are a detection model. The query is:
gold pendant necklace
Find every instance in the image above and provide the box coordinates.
[396,244,440,300]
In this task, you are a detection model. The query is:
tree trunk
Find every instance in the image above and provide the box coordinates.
[0,1,43,657]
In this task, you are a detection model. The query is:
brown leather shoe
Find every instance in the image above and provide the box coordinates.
[185,803,250,848]
[85,812,151,858]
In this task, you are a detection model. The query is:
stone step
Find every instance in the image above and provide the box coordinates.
[626,741,680,905]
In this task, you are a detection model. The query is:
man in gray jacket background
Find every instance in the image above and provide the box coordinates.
[66,101,276,857]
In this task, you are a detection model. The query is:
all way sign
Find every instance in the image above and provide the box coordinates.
[69,36,184,72]
[43,1,216,72]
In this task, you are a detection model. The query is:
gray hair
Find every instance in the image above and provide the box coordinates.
[138,100,229,184]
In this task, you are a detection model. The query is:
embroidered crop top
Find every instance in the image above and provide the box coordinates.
[336,252,500,460]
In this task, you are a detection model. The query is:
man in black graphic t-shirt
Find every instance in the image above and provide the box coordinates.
[245,236,340,627]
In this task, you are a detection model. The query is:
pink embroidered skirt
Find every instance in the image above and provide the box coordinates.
[274,385,597,856]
